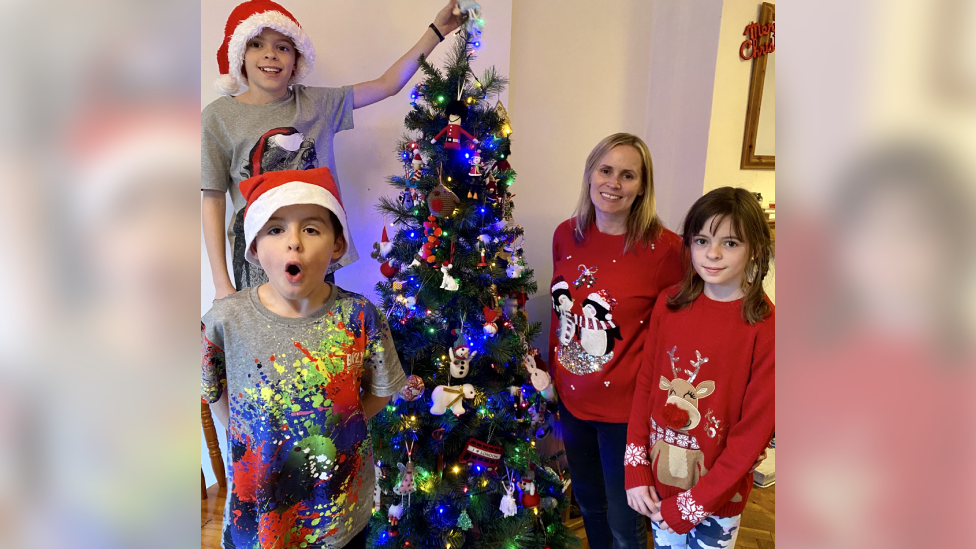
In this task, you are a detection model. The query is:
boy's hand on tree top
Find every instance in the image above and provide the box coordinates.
[434,0,462,36]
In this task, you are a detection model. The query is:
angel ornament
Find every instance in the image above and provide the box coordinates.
[500,482,518,517]
[395,441,417,505]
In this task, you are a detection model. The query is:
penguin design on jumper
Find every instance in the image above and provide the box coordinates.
[550,276,576,346]
[578,289,622,357]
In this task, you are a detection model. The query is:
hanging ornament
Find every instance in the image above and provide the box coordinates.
[457,510,473,531]
[469,149,483,177]
[398,375,425,402]
[541,497,559,510]
[440,262,459,291]
[458,438,503,470]
[482,306,499,335]
[399,188,416,211]
[431,99,478,150]
[395,442,417,498]
[485,172,499,197]
[374,462,384,510]
[494,100,513,138]
[410,152,423,181]
[373,226,393,258]
[506,255,524,279]
[392,280,404,291]
[430,383,475,416]
[573,264,599,289]
[518,465,541,509]
[388,502,403,537]
[477,239,489,267]
[523,349,552,393]
[449,332,477,377]
[500,482,518,517]
[428,167,460,217]
[380,260,399,279]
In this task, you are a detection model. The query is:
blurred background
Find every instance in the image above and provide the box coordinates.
[0,0,974,547]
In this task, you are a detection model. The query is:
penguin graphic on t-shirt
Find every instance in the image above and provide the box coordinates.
[578,290,622,357]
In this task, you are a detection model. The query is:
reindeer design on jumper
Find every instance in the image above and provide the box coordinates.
[649,347,715,491]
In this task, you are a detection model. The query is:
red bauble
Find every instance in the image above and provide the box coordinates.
[662,402,690,431]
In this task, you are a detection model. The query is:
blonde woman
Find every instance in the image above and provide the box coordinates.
[548,133,683,549]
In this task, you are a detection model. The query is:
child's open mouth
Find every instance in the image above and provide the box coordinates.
[285,262,303,282]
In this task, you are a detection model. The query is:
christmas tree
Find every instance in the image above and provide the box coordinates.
[366,17,579,549]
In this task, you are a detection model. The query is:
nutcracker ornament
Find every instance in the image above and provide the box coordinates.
[388,502,403,537]
[431,99,478,150]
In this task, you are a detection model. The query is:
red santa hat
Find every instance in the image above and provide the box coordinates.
[215,0,315,96]
[413,153,423,163]
[587,290,617,319]
[239,167,358,268]
[551,275,569,293]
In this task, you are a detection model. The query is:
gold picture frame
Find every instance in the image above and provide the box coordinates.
[740,2,775,170]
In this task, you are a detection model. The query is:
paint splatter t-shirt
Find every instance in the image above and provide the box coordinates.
[202,284,405,549]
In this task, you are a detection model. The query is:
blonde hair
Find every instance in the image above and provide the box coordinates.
[571,133,663,253]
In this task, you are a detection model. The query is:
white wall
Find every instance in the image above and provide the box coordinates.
[509,0,724,362]
[200,0,512,487]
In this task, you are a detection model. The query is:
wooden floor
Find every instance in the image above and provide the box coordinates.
[203,484,774,549]
[567,484,775,549]
[201,483,225,549]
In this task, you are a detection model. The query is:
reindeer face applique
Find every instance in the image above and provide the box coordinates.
[660,348,715,431]
[649,347,716,490]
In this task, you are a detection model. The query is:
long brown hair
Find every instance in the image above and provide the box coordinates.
[667,187,773,324]
[572,133,664,253]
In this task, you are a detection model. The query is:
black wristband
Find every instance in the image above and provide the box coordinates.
[429,23,445,42]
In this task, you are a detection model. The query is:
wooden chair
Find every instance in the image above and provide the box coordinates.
[201,400,227,549]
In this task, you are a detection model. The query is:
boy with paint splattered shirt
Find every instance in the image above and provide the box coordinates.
[202,167,405,549]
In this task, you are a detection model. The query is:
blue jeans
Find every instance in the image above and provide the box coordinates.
[559,402,647,549]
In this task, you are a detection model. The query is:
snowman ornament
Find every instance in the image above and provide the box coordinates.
[579,290,622,357]
[449,333,478,378]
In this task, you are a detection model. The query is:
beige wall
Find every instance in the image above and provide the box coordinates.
[702,0,776,202]
[509,0,724,359]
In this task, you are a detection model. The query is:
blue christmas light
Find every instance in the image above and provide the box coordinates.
[410,232,416,238]
[438,506,445,514]
[474,41,481,47]
[465,153,470,159]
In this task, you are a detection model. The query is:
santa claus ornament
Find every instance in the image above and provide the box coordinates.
[469,149,483,177]
[388,502,403,537]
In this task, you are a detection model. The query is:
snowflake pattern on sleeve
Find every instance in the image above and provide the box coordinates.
[624,443,650,467]
[676,490,710,524]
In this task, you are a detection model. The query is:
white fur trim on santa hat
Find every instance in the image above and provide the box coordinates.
[217,10,316,96]
[587,292,613,313]
[243,182,359,269]
[552,280,569,292]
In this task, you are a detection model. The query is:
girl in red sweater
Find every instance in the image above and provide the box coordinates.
[624,187,774,548]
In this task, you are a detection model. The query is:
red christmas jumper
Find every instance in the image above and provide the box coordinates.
[624,285,775,534]
[549,219,684,423]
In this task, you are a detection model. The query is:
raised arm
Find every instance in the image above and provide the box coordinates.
[352,0,461,109]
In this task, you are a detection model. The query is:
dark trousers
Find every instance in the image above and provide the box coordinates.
[560,401,647,549]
